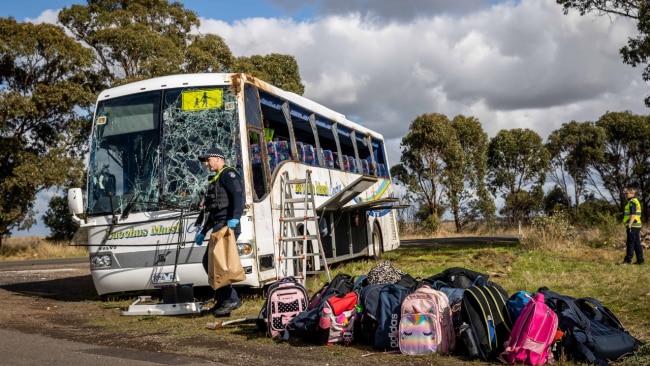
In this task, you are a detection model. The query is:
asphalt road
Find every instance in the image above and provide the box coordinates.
[0,328,221,366]
[400,235,520,248]
[0,258,226,365]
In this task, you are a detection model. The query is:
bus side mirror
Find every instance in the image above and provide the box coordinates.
[68,188,84,215]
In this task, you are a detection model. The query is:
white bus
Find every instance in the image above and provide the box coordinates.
[68,73,402,296]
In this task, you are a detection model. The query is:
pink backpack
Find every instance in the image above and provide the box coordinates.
[499,292,558,365]
[319,291,358,345]
[398,286,456,355]
[263,278,309,339]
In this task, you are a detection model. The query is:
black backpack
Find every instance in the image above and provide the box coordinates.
[308,273,356,310]
[539,287,644,366]
[424,267,501,290]
[459,284,513,361]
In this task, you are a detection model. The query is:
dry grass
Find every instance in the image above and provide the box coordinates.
[0,236,88,261]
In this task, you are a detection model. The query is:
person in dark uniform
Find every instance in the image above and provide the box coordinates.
[194,147,245,315]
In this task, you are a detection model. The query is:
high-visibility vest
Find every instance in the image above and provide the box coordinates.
[264,127,275,142]
[623,197,642,228]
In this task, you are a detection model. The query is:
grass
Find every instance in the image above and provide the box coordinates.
[0,236,88,260]
[2,225,649,365]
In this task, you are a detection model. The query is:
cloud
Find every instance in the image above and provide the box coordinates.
[270,0,496,22]
[24,9,60,25]
[200,0,647,161]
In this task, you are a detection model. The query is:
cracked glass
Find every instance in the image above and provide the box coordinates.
[87,86,241,215]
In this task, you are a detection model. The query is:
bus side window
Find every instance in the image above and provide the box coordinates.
[249,132,268,201]
[276,140,291,163]
[322,149,334,168]
[378,163,387,177]
[360,159,369,175]
[348,156,358,173]
[268,141,277,172]
[304,143,315,165]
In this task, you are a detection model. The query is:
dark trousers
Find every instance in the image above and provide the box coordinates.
[624,227,644,263]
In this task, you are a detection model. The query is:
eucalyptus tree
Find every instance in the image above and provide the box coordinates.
[487,128,550,225]
[546,121,605,216]
[58,0,232,87]
[556,0,650,106]
[392,113,459,223]
[235,53,305,95]
[0,18,95,247]
[449,115,495,231]
[58,0,304,94]
[592,111,650,215]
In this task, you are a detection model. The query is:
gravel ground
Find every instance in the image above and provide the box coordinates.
[0,259,471,366]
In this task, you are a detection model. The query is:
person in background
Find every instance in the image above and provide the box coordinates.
[194,147,245,315]
[622,187,644,265]
[250,118,275,143]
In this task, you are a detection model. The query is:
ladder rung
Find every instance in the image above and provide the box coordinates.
[278,169,330,284]
[281,235,320,242]
[282,253,320,260]
[284,198,309,203]
[281,216,313,222]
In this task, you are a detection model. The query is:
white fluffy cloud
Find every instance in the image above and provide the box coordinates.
[199,0,647,164]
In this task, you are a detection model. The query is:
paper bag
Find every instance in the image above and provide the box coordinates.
[208,226,246,290]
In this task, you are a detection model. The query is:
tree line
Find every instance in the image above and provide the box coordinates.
[0,0,304,247]
[392,111,650,233]
[2,0,650,244]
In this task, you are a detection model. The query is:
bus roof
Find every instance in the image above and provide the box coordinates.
[96,73,385,141]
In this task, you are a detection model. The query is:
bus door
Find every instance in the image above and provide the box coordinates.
[250,200,276,282]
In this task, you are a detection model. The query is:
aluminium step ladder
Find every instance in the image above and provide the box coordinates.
[277,169,331,285]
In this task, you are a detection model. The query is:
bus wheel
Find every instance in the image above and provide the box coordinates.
[372,222,383,260]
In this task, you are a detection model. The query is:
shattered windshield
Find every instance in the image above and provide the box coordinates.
[87,86,241,216]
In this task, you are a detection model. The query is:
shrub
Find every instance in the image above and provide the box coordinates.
[520,210,575,250]
[422,214,441,235]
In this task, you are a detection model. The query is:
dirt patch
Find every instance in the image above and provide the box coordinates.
[0,260,473,366]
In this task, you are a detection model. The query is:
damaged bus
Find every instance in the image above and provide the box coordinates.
[68,73,402,296]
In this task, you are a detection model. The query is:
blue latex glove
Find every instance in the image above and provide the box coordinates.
[227,218,239,228]
[194,233,205,246]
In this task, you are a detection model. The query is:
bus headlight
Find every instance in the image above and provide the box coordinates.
[90,253,113,268]
[237,243,253,257]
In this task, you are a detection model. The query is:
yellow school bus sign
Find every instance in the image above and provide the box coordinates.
[182,89,223,111]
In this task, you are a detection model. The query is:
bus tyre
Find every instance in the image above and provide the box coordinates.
[372,222,383,260]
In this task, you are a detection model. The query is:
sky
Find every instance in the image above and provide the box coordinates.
[4,0,648,236]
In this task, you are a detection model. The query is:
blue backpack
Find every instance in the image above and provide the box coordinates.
[539,287,644,365]
[507,290,532,321]
[357,283,411,351]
